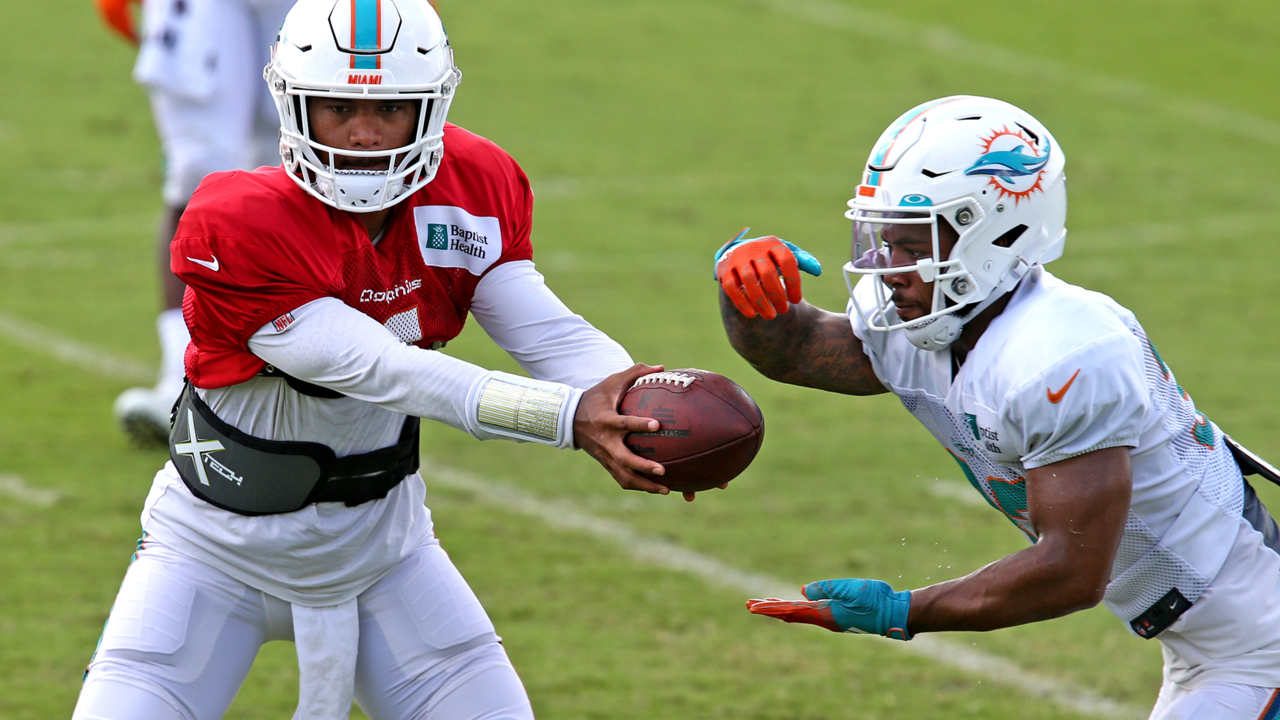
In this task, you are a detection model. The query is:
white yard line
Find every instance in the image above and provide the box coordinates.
[0,474,61,507]
[423,461,1147,720]
[0,312,153,384]
[736,0,1280,148]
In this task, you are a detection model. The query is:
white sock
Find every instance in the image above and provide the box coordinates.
[156,308,190,398]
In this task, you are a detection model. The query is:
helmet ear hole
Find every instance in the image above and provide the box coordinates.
[993,224,1028,248]
[936,217,960,259]
[937,216,959,240]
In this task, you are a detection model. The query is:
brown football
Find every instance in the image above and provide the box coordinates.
[618,368,765,493]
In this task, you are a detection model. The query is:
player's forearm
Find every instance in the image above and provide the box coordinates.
[249,297,583,447]
[906,539,1110,633]
[910,448,1132,634]
[250,300,480,426]
[719,291,884,395]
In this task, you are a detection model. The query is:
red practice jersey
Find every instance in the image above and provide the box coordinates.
[173,123,534,389]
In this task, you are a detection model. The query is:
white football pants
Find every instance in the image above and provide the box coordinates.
[73,537,534,720]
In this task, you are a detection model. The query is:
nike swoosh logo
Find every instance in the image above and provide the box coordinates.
[187,255,220,272]
[1047,368,1081,404]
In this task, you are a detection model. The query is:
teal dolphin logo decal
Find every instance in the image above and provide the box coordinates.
[964,144,1050,181]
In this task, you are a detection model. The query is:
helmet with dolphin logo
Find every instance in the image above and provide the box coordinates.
[843,96,1067,351]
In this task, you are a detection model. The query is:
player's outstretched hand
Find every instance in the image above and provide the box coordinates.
[95,0,140,44]
[714,227,822,320]
[746,578,912,640]
[575,363,670,495]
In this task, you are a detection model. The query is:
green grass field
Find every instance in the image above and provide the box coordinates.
[3,0,1280,717]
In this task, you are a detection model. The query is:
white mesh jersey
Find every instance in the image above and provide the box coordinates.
[850,267,1280,685]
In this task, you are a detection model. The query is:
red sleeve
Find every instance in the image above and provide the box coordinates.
[438,125,534,276]
[173,172,336,387]
[500,157,534,267]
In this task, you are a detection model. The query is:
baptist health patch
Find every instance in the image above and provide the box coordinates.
[413,205,502,276]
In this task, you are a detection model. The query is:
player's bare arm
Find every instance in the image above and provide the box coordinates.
[720,292,885,396]
[747,446,1132,638]
[714,232,885,396]
[906,446,1131,632]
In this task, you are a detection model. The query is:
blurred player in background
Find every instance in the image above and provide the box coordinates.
[94,0,439,445]
[95,0,298,444]
[716,96,1280,719]
[73,0,673,718]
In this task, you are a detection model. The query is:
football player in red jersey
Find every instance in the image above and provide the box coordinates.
[74,1,670,718]
[97,0,441,451]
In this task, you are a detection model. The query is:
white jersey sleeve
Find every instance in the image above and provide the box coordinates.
[249,296,486,431]
[1002,330,1151,469]
[998,327,1152,468]
[246,264,634,450]
[248,296,582,449]
[470,260,634,387]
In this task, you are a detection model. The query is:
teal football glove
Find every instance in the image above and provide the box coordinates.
[714,227,822,319]
[746,578,913,640]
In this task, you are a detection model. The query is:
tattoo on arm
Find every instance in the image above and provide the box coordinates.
[719,291,885,396]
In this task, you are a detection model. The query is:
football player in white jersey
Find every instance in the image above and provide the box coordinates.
[716,96,1280,719]
[74,0,677,718]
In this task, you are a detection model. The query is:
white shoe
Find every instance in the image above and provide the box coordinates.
[113,386,178,447]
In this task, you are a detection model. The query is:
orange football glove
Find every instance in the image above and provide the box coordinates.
[95,0,140,44]
[714,228,822,320]
[745,596,843,632]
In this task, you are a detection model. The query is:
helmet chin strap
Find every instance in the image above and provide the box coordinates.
[902,313,963,352]
[902,261,1029,352]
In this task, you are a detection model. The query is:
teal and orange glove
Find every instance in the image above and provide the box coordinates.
[95,0,141,44]
[746,578,912,640]
[714,227,821,320]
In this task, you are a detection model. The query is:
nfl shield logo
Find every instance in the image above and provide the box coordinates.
[271,312,295,332]
[427,224,449,250]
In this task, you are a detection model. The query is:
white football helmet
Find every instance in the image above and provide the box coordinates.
[843,96,1067,351]
[265,0,461,212]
